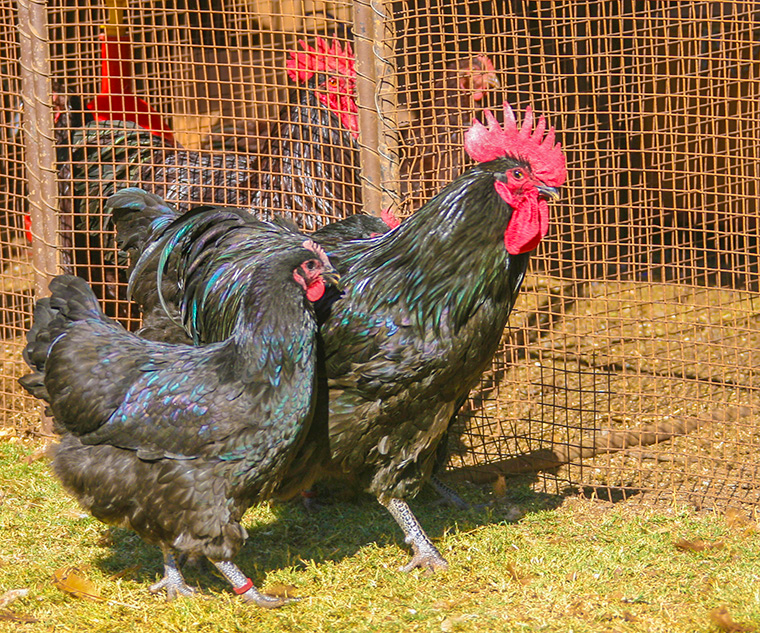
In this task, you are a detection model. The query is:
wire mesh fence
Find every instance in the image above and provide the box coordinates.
[1,0,759,509]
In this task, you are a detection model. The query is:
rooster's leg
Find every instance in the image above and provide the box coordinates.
[211,559,299,608]
[149,546,198,600]
[381,498,449,572]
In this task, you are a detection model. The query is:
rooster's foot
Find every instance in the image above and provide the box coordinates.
[401,542,450,573]
[381,497,449,574]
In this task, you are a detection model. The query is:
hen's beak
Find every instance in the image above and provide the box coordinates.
[538,185,561,201]
[321,268,341,287]
[485,73,501,90]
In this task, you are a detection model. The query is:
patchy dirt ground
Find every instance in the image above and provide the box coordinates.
[451,275,760,512]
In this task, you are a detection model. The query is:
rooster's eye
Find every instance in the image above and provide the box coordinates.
[512,169,524,180]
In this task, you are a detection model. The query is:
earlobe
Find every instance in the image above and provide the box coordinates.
[494,179,516,207]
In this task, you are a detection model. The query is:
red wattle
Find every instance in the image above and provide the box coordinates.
[502,190,549,255]
[306,278,326,302]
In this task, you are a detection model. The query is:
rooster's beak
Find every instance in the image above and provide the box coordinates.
[538,185,561,201]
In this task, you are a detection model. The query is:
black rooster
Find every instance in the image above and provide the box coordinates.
[52,36,365,320]
[115,104,566,572]
[276,39,500,216]
[19,230,337,606]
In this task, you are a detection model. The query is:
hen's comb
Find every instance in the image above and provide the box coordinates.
[287,37,355,83]
[464,103,566,187]
[302,239,331,268]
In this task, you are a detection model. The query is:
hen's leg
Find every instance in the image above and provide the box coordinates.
[211,560,299,608]
[381,498,449,572]
[149,546,198,600]
[429,475,471,510]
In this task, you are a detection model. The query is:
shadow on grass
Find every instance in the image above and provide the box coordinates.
[94,475,575,593]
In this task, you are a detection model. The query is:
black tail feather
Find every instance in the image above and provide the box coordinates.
[19,275,105,401]
[108,187,181,254]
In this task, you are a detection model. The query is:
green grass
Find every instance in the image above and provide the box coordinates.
[0,439,758,632]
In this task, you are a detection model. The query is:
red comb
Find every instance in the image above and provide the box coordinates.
[302,239,331,268]
[464,103,566,187]
[474,54,496,75]
[287,37,355,83]
[380,207,401,230]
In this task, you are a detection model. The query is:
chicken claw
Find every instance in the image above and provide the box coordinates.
[150,548,198,600]
[212,560,301,608]
[381,498,449,573]
[240,589,302,609]
[401,542,450,573]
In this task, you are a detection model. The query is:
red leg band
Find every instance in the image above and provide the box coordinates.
[233,577,254,595]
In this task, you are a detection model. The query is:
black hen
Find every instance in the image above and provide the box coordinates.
[19,230,336,606]
[109,188,391,344]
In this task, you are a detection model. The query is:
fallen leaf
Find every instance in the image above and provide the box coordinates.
[725,508,758,535]
[264,584,298,599]
[0,589,28,609]
[505,562,533,586]
[22,446,48,465]
[622,611,638,622]
[52,567,102,602]
[441,614,477,632]
[709,606,757,632]
[674,538,725,552]
[0,610,38,624]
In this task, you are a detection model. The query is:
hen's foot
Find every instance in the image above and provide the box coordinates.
[381,497,450,573]
[239,587,302,608]
[211,559,301,608]
[149,575,199,600]
[151,548,198,600]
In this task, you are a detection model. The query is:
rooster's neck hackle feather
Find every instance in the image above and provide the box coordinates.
[336,161,525,334]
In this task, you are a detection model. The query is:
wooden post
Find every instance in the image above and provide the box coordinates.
[17,0,59,434]
[353,0,400,216]
[18,0,60,294]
